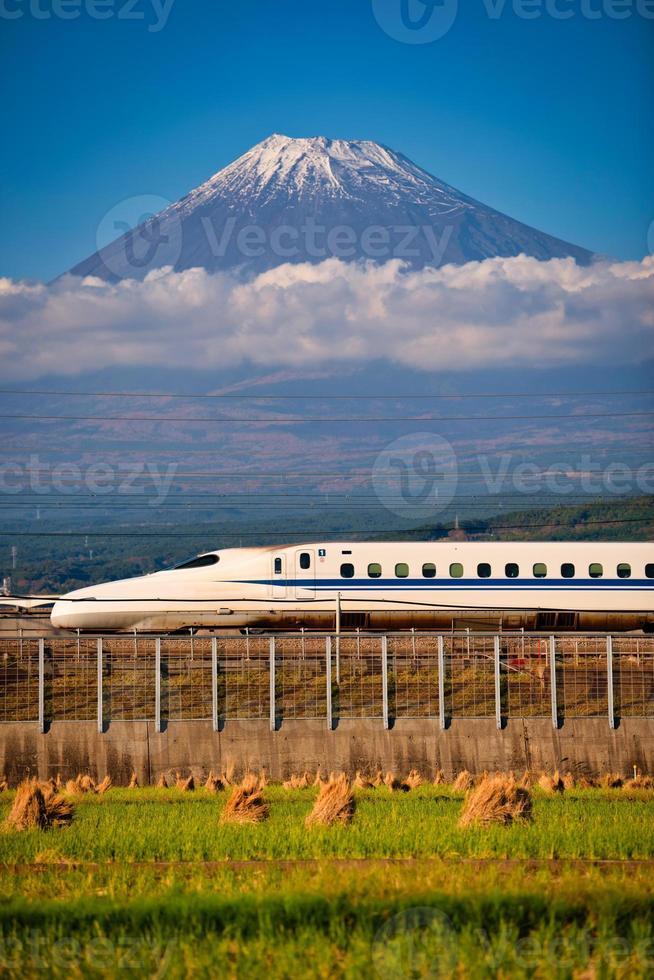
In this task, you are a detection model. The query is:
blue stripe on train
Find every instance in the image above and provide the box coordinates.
[236,578,653,590]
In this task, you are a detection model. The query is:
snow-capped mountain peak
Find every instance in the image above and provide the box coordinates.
[68,134,593,281]
[176,134,473,216]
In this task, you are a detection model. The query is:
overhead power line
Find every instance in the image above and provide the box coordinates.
[0,387,652,400]
[0,516,651,537]
[2,411,653,424]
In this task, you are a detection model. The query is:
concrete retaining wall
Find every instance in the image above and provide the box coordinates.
[1,718,652,783]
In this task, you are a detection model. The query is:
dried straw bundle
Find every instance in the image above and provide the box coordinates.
[0,775,8,793]
[6,780,48,830]
[432,769,445,786]
[403,769,423,791]
[6,779,74,831]
[283,772,310,789]
[383,771,402,792]
[96,775,112,794]
[40,783,75,827]
[625,774,654,790]
[538,771,565,794]
[562,772,576,791]
[459,775,532,827]
[452,770,474,793]
[128,771,139,789]
[306,774,355,827]
[156,773,168,789]
[221,775,269,824]
[354,771,373,790]
[205,771,223,793]
[176,774,195,792]
[372,769,384,787]
[576,775,597,789]
[600,773,623,789]
[313,769,327,787]
[78,774,96,793]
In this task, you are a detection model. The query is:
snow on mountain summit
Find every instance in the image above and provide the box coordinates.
[177,134,472,214]
[68,134,593,281]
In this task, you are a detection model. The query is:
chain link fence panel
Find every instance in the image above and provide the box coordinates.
[161,637,213,721]
[275,634,327,720]
[612,636,654,718]
[49,637,97,721]
[336,635,383,719]
[104,636,156,721]
[388,632,440,719]
[0,638,40,722]
[445,634,496,718]
[558,636,608,717]
[502,634,552,718]
[220,635,270,720]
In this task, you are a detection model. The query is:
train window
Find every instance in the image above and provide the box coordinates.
[422,562,436,578]
[477,563,491,578]
[505,563,519,578]
[395,563,409,578]
[340,563,355,578]
[174,554,219,569]
[589,563,603,578]
[368,562,382,578]
[299,553,311,570]
[274,558,282,574]
[561,563,575,578]
[617,563,631,579]
[450,563,463,578]
[533,563,547,578]
[646,564,654,579]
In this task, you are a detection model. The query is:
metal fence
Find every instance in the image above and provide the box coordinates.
[1,632,653,731]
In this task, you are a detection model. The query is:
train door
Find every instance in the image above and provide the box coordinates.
[271,553,287,598]
[294,549,315,598]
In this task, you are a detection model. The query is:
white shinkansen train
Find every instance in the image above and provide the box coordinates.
[50,541,654,633]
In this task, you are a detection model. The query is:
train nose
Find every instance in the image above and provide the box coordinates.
[51,584,105,630]
[50,599,83,629]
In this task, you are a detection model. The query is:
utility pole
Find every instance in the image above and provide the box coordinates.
[11,546,17,570]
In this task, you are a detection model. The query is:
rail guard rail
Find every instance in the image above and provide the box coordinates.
[0,632,652,729]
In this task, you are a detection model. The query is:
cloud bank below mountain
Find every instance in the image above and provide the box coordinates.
[1,255,652,380]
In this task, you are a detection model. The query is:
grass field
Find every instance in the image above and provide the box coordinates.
[1,783,653,977]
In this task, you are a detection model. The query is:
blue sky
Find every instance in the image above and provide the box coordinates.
[1,0,653,281]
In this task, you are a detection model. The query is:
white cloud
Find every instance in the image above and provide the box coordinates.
[0,254,653,379]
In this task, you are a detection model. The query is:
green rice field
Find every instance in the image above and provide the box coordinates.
[1,784,653,977]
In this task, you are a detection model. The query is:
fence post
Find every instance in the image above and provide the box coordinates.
[211,636,219,732]
[335,593,341,685]
[326,636,333,731]
[269,637,276,732]
[97,638,103,734]
[549,635,558,730]
[607,635,615,730]
[155,638,161,734]
[38,638,45,734]
[381,635,389,730]
[437,635,446,730]
[493,635,502,730]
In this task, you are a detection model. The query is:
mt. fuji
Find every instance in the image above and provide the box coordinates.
[69,134,593,281]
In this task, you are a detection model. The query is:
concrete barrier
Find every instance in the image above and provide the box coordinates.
[1,717,652,783]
